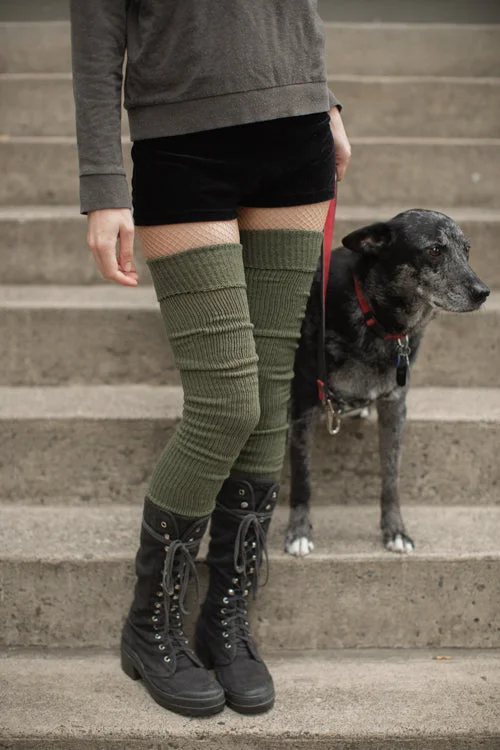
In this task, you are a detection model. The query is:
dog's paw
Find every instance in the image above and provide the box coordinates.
[385,533,414,554]
[285,536,315,557]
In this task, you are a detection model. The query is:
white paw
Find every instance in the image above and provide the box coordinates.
[386,534,414,554]
[285,537,314,557]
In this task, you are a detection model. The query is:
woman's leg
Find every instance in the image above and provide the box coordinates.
[194,202,330,715]
[137,220,261,517]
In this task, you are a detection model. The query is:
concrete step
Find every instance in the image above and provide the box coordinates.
[3,73,500,139]
[0,385,498,506]
[2,205,499,287]
[2,20,500,77]
[0,503,499,648]
[0,285,497,387]
[1,648,499,749]
[3,136,500,208]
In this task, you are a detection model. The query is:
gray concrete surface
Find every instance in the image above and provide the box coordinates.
[1,649,499,748]
[3,138,500,209]
[0,505,499,648]
[0,287,496,386]
[1,206,499,286]
[0,385,499,506]
[4,74,500,139]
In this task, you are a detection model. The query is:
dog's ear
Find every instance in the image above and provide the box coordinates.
[342,222,392,253]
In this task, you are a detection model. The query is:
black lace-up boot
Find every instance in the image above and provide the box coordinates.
[194,476,279,714]
[121,498,225,716]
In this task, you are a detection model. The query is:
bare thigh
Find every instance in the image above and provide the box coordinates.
[237,202,331,232]
[137,220,240,259]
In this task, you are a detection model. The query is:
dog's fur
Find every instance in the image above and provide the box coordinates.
[286,209,489,555]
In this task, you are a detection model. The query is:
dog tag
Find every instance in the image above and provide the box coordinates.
[396,357,408,387]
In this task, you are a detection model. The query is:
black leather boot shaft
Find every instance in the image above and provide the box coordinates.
[195,476,279,714]
[121,498,225,716]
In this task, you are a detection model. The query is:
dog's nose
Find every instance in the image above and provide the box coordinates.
[470,283,490,305]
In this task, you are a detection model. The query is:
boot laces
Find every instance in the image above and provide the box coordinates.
[159,539,200,658]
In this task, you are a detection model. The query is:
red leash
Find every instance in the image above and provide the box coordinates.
[316,176,339,434]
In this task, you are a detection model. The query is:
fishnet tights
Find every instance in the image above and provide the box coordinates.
[137,202,330,258]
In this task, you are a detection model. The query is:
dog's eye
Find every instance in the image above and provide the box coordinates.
[428,246,442,258]
[465,246,471,259]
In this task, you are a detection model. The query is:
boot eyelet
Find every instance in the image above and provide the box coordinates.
[266,504,271,510]
[225,643,232,649]
[243,590,249,597]
[238,489,245,496]
[188,537,194,542]
[251,542,257,549]
[164,546,169,552]
[221,620,227,626]
[175,584,180,590]
[251,555,257,561]
[222,632,229,638]
[244,541,248,548]
[221,608,227,614]
[159,644,166,651]
[232,577,239,584]
[240,501,248,509]
[164,656,171,663]
[160,522,167,529]
[173,595,179,600]
[155,590,162,597]
[155,633,161,640]
[164,534,170,541]
[227,588,235,596]
[222,597,229,604]
[272,492,277,499]
[259,518,264,524]
[245,621,249,626]
[152,616,159,622]
[249,567,254,574]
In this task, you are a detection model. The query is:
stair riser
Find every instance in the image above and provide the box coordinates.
[0,306,495,386]
[3,77,500,139]
[2,22,500,77]
[1,556,498,649]
[2,215,498,286]
[1,418,498,506]
[2,141,500,208]
[0,738,496,750]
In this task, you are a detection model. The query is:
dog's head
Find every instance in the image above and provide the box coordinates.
[342,209,489,312]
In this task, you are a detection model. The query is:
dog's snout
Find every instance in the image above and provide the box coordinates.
[470,283,490,305]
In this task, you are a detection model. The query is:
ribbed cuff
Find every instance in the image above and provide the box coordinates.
[79,173,132,214]
[328,89,342,111]
[147,243,246,301]
[240,230,322,272]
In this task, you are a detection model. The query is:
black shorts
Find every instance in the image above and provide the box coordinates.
[131,112,335,225]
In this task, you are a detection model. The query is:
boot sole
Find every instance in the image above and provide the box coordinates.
[225,694,275,715]
[121,646,225,717]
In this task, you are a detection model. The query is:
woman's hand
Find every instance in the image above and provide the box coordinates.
[328,107,352,182]
[87,208,139,286]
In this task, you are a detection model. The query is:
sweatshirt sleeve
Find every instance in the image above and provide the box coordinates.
[70,0,131,214]
[328,89,342,111]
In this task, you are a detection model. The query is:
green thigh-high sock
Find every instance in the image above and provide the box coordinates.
[231,229,322,479]
[146,243,260,517]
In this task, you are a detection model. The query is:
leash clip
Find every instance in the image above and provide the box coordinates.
[325,398,342,436]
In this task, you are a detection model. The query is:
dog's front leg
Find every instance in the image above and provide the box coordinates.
[285,397,319,557]
[376,394,414,553]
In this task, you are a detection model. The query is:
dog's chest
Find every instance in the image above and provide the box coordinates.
[326,337,407,407]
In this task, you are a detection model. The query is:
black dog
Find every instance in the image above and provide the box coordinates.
[285,209,489,555]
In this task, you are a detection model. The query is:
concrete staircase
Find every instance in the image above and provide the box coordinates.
[1,19,499,748]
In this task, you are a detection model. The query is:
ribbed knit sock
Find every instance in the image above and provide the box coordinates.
[146,243,260,517]
[231,229,322,479]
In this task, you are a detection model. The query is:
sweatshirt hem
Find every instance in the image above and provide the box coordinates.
[128,82,331,141]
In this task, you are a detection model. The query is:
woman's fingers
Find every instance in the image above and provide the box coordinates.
[328,106,352,182]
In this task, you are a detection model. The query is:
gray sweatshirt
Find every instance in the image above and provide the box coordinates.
[70,0,339,214]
